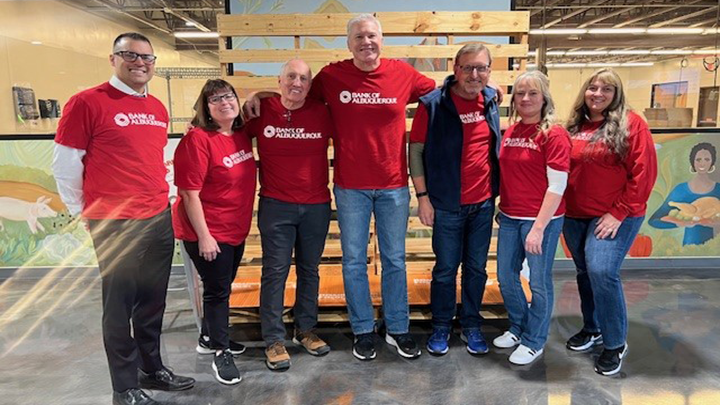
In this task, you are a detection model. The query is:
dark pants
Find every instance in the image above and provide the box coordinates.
[430,199,494,331]
[258,197,330,345]
[183,241,244,350]
[562,216,644,350]
[88,208,174,393]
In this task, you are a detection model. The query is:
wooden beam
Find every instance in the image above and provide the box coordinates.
[219,44,528,63]
[218,11,529,37]
[223,70,520,90]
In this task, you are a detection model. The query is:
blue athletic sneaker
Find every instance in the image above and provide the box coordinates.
[426,329,450,355]
[461,330,489,355]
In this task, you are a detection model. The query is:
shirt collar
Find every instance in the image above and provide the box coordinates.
[109,75,147,98]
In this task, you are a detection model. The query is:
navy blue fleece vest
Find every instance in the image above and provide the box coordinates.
[419,75,501,212]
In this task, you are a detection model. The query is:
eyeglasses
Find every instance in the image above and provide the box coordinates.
[458,64,490,74]
[208,93,237,105]
[114,51,157,64]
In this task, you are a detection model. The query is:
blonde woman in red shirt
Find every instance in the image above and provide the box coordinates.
[494,70,571,365]
[562,68,657,376]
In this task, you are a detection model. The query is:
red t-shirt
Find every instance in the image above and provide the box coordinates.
[309,58,436,189]
[55,82,169,219]
[409,92,493,205]
[565,111,658,220]
[172,127,256,246]
[246,95,332,204]
[499,123,571,218]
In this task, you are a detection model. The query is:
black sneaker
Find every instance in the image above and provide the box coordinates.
[112,388,158,405]
[385,333,421,359]
[213,349,242,385]
[353,333,377,361]
[138,366,195,391]
[594,344,628,376]
[566,330,603,352]
[197,334,246,356]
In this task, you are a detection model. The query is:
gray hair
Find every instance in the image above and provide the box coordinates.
[346,13,383,36]
[510,70,557,135]
[279,58,313,81]
[454,43,492,67]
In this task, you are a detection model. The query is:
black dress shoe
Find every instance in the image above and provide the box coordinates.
[138,367,195,391]
[112,388,159,405]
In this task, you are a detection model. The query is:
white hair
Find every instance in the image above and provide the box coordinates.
[346,13,383,36]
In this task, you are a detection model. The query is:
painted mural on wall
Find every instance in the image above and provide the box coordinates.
[1,134,718,268]
[0,139,180,268]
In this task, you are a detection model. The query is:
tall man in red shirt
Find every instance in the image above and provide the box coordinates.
[52,33,194,405]
[409,44,501,356]
[311,14,437,360]
[245,59,333,371]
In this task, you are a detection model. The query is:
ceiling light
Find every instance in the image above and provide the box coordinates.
[587,63,621,67]
[587,28,646,34]
[608,50,652,55]
[173,32,219,38]
[565,50,609,56]
[620,62,654,67]
[704,28,720,34]
[546,51,566,56]
[31,41,42,45]
[647,28,704,34]
[547,63,588,68]
[530,29,588,35]
[650,49,694,55]
[694,49,720,54]
[185,21,197,27]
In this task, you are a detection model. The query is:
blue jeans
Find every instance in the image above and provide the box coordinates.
[562,216,644,350]
[430,200,494,332]
[334,185,410,335]
[497,214,563,351]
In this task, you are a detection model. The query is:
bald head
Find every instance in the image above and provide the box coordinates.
[278,59,312,108]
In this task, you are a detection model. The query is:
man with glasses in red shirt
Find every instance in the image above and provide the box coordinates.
[53,32,194,405]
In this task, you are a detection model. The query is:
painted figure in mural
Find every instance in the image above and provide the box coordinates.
[244,59,333,371]
[0,195,57,234]
[172,79,255,386]
[52,32,195,405]
[649,142,720,245]
[408,43,500,357]
[245,13,436,361]
[493,71,571,365]
[562,68,657,376]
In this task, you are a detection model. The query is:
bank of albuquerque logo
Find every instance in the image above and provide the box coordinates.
[114,113,130,127]
[339,91,352,104]
[263,125,276,138]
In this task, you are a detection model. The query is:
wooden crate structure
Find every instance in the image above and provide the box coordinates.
[218,11,530,321]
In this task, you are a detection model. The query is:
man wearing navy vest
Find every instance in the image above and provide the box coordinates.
[408,43,501,356]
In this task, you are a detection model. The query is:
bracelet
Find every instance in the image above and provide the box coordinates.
[416,191,429,198]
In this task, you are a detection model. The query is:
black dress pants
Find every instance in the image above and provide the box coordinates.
[88,208,174,393]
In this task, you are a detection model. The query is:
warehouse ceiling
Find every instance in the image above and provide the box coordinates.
[59,0,720,63]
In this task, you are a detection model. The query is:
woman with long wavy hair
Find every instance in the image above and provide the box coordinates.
[562,68,657,376]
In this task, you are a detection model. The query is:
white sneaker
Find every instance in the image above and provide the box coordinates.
[509,344,544,365]
[493,331,521,349]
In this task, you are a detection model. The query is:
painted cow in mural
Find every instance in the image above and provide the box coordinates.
[0,196,57,234]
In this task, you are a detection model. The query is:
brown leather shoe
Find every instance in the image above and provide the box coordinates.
[293,330,331,356]
[265,342,291,371]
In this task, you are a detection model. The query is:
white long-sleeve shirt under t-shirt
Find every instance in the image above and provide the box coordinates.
[52,76,147,216]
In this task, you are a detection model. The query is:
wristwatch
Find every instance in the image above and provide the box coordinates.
[416,191,429,198]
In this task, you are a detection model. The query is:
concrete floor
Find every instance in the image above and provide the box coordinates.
[1,268,720,405]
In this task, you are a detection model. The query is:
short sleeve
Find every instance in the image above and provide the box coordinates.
[308,67,328,102]
[174,130,210,190]
[55,95,93,150]
[409,103,430,143]
[543,126,572,172]
[409,67,437,103]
